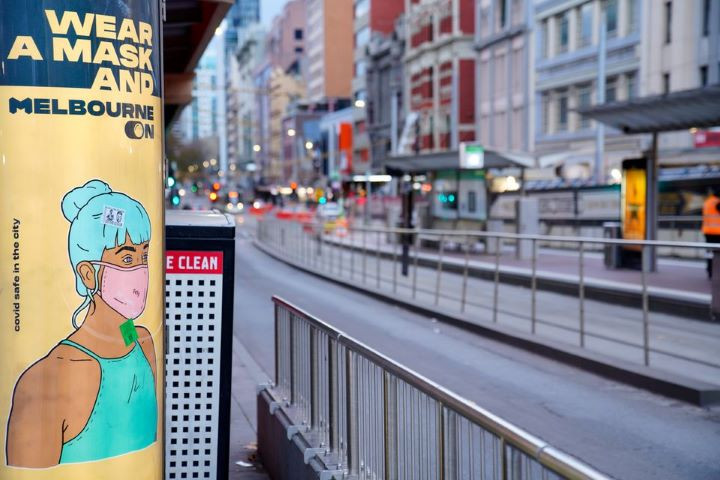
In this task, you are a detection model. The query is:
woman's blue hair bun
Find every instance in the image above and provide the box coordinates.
[61,180,112,222]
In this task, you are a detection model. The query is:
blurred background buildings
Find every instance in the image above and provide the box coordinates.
[168,0,720,236]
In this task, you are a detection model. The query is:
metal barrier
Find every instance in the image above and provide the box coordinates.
[257,220,720,383]
[270,296,610,480]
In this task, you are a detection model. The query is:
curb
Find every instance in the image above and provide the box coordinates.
[254,240,720,407]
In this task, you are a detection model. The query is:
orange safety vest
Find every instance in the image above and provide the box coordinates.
[703,195,720,235]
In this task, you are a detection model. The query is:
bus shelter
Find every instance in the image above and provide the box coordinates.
[580,85,720,271]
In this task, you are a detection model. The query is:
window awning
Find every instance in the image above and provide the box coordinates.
[383,149,534,174]
[578,86,720,134]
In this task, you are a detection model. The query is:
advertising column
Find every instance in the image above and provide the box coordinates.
[0,2,164,479]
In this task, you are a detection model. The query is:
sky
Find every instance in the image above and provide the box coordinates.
[261,0,287,26]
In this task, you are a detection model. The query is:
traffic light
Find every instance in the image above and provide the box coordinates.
[171,193,181,206]
[438,192,457,208]
[167,176,176,188]
[209,191,219,202]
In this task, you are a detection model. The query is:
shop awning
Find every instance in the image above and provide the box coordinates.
[163,0,233,127]
[383,149,534,174]
[578,85,720,134]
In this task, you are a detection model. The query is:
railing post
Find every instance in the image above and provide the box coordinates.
[392,235,398,294]
[460,237,470,313]
[437,402,445,480]
[274,301,279,386]
[412,233,420,300]
[376,230,382,289]
[579,241,585,348]
[346,349,358,474]
[531,238,537,334]
[493,238,501,323]
[435,234,445,306]
[641,244,650,366]
[350,225,355,280]
[383,372,396,480]
[310,328,317,429]
[363,227,368,284]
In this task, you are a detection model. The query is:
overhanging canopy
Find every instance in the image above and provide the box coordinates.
[579,86,720,134]
[163,0,233,127]
[384,149,534,174]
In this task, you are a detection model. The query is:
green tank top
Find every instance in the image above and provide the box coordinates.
[58,339,157,464]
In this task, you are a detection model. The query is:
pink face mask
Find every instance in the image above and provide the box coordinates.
[92,262,149,319]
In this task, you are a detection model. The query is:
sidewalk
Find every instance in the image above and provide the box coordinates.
[229,335,271,479]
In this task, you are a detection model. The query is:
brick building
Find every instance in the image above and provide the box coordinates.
[404,0,477,153]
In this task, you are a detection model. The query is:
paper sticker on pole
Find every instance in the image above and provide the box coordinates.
[0,2,164,479]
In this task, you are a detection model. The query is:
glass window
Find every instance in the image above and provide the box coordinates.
[663,73,670,94]
[499,0,507,29]
[354,0,369,19]
[468,191,477,213]
[542,93,551,133]
[355,60,366,77]
[355,26,370,47]
[703,0,711,36]
[606,0,618,38]
[294,29,303,40]
[540,19,549,58]
[606,77,617,103]
[627,0,637,33]
[558,91,568,131]
[700,65,709,87]
[626,73,637,99]
[578,85,592,129]
[557,12,569,53]
[664,1,672,44]
[578,3,593,47]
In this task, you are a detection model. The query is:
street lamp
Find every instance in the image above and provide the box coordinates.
[287,128,296,137]
[305,141,314,150]
[253,144,262,152]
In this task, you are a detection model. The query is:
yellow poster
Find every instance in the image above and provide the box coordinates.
[0,2,164,479]
[622,167,647,242]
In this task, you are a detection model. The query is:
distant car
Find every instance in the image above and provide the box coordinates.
[317,202,342,220]
[317,203,346,234]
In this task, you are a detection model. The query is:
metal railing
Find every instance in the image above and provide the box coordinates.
[257,219,720,384]
[270,296,610,480]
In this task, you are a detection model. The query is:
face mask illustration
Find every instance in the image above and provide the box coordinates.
[92,262,149,319]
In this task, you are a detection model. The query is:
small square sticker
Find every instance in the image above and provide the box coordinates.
[102,206,125,227]
[120,318,139,346]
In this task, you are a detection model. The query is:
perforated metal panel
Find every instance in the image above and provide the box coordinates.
[165,251,224,480]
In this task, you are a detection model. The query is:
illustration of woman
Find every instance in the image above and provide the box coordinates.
[6,180,157,468]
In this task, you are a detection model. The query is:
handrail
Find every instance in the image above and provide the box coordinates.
[298,220,719,250]
[272,295,613,480]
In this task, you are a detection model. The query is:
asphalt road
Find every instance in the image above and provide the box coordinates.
[233,222,720,480]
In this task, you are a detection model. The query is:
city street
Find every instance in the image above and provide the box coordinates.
[233,221,720,480]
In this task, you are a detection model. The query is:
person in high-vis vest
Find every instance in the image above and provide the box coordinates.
[703,189,720,277]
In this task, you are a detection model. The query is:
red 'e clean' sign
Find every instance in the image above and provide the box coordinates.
[166,251,223,274]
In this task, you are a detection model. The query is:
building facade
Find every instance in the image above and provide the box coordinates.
[352,0,405,174]
[366,16,407,169]
[173,34,225,161]
[404,0,477,153]
[305,0,355,102]
[640,0,720,167]
[234,24,266,168]
[475,0,533,155]
[254,0,308,184]
[224,0,260,172]
[534,0,642,180]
